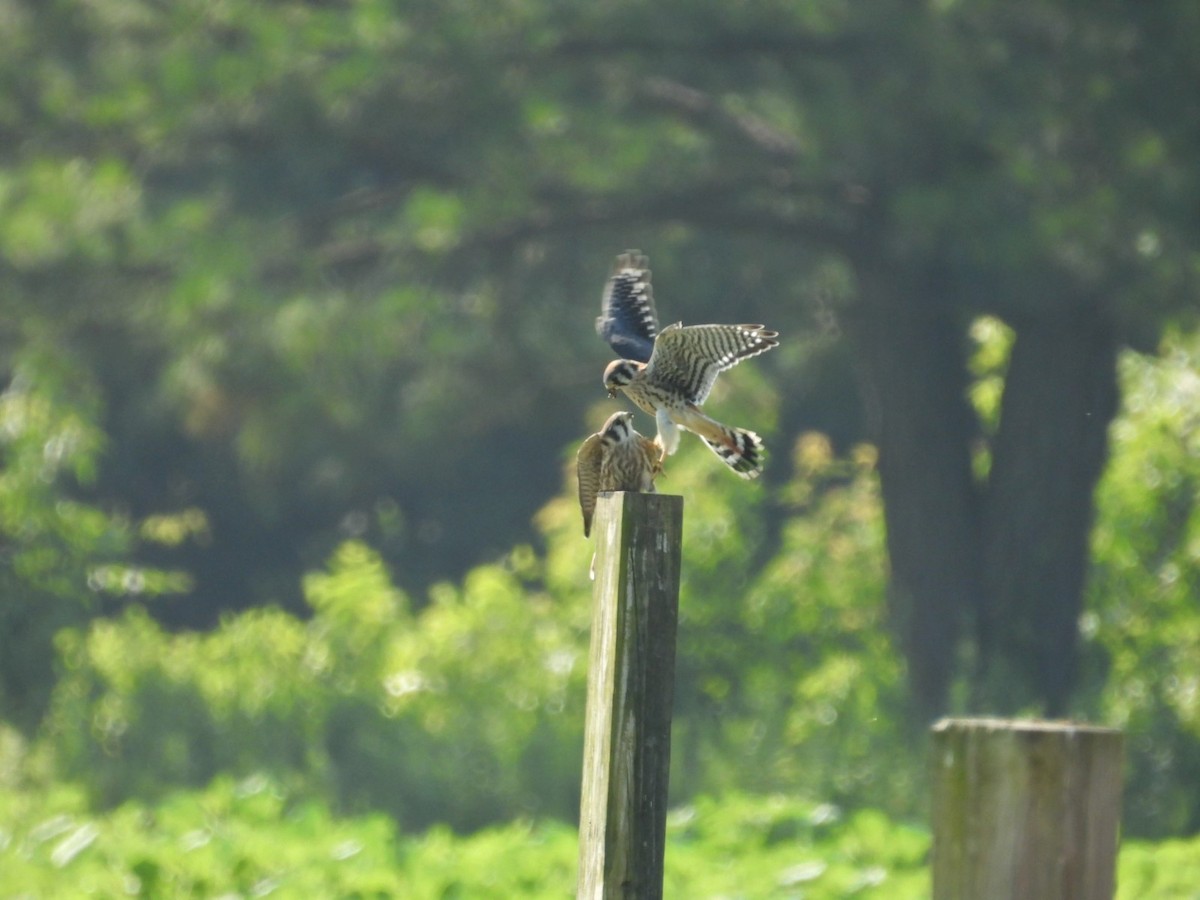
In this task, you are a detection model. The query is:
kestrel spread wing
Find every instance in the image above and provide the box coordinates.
[644,322,779,405]
[596,250,658,363]
[576,411,661,537]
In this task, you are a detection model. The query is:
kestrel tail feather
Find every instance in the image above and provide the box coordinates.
[576,433,604,537]
[701,428,765,479]
[671,407,766,479]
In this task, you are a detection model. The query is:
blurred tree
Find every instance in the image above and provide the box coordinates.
[1,0,1197,720]
[0,347,189,727]
[0,349,120,729]
[1085,330,1200,836]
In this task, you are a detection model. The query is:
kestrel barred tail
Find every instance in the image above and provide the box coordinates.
[576,411,661,537]
[596,250,779,479]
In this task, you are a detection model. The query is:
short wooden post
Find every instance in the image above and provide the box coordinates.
[577,491,683,900]
[931,717,1123,900]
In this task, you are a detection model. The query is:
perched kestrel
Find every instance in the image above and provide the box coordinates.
[576,410,662,537]
[596,250,779,479]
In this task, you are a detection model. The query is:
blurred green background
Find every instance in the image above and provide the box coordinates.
[2,0,1199,895]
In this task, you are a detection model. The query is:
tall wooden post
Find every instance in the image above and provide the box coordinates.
[577,491,683,900]
[931,717,1124,900]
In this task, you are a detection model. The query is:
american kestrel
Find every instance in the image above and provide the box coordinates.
[596,251,779,479]
[576,410,662,537]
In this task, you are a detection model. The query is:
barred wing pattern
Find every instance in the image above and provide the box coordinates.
[645,323,779,405]
[596,250,658,363]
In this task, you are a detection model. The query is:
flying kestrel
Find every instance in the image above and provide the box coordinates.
[596,250,778,479]
[576,410,662,537]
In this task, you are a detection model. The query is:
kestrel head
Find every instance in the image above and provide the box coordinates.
[599,410,634,444]
[603,359,641,398]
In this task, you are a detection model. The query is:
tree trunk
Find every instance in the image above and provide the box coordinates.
[848,270,983,719]
[978,312,1119,714]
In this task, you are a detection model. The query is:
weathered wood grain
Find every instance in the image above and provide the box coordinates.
[577,491,684,900]
[932,717,1123,900]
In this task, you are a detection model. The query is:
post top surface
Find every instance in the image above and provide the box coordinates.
[597,490,684,500]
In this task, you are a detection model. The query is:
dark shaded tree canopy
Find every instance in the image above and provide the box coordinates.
[2,0,1197,721]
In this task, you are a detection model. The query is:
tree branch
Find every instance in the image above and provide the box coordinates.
[638,76,801,161]
[552,31,864,61]
[445,181,859,262]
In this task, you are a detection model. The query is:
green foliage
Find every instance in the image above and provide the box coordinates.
[0,775,576,899]
[322,550,587,829]
[2,777,1197,898]
[667,434,913,812]
[0,778,923,899]
[962,323,1200,838]
[1084,329,1200,836]
[8,0,1195,620]
[663,793,929,898]
[21,326,1200,844]
[967,315,1016,439]
[40,425,911,830]
[3,0,1200,855]
[43,541,587,831]
[0,348,187,729]
[48,605,324,806]
[0,351,113,599]
[1119,835,1200,900]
